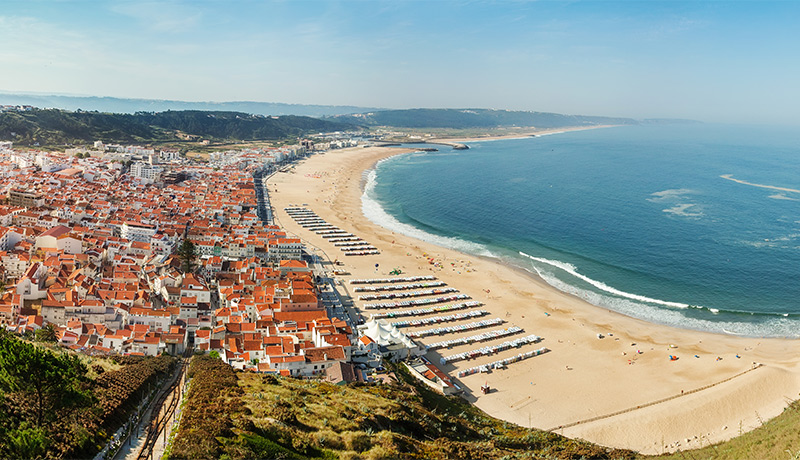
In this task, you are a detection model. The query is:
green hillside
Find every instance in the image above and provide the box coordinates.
[169,355,635,460]
[0,108,354,147]
[0,332,177,459]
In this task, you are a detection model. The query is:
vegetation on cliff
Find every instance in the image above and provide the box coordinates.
[0,332,176,459]
[169,355,635,460]
[0,108,354,147]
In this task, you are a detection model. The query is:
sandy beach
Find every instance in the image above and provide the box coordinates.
[428,125,620,143]
[266,140,800,454]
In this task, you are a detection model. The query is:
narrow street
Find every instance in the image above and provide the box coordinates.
[114,358,189,460]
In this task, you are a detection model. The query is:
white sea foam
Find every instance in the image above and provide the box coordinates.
[361,166,495,258]
[519,252,692,309]
[768,193,799,201]
[663,203,704,218]
[518,252,800,338]
[721,174,800,195]
[648,188,697,202]
[740,232,800,249]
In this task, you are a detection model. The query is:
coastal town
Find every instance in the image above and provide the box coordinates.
[0,125,794,457]
[0,135,549,396]
[4,1,800,457]
[0,138,349,371]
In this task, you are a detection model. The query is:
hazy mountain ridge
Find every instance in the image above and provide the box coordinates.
[0,92,381,118]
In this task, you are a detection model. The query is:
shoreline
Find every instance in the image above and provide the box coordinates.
[428,124,620,143]
[266,141,800,454]
[364,131,796,339]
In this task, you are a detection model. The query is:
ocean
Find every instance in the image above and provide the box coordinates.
[362,124,800,338]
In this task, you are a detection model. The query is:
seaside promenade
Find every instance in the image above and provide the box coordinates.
[266,143,800,455]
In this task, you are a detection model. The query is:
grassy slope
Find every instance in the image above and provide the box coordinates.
[237,367,638,459]
[171,355,635,460]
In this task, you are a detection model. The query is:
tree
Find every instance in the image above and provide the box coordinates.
[177,239,197,273]
[0,333,90,427]
[34,323,58,343]
[2,422,49,459]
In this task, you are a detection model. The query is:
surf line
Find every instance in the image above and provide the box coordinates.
[720,174,800,194]
[520,252,692,310]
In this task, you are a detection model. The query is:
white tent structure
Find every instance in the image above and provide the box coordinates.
[359,319,425,361]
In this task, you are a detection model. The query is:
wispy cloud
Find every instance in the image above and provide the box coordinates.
[0,15,98,70]
[640,14,711,41]
[109,1,202,33]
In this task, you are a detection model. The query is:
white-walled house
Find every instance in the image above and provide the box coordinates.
[35,225,83,254]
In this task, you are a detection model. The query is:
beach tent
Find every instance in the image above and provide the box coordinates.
[362,318,417,349]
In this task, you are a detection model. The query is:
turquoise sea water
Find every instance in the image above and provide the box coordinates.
[362,124,800,338]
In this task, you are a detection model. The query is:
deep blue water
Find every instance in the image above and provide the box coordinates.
[362,124,800,338]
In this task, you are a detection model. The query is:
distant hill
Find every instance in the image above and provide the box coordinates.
[0,92,381,118]
[0,108,355,146]
[328,108,643,129]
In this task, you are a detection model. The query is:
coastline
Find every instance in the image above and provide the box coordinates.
[266,142,800,454]
[428,124,620,143]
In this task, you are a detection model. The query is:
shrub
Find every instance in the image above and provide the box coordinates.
[341,430,372,452]
[313,429,344,450]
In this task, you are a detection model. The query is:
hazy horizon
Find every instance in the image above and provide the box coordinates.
[2,1,799,125]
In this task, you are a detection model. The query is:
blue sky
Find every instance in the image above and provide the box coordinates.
[1,1,799,124]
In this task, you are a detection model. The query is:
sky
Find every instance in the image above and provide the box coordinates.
[1,0,799,124]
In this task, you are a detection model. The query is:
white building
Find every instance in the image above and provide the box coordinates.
[35,153,69,173]
[267,238,302,261]
[150,232,176,255]
[130,162,163,183]
[35,225,83,254]
[121,221,157,243]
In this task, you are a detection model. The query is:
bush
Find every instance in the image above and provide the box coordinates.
[170,356,243,459]
[313,429,344,450]
[363,445,398,460]
[338,451,363,460]
[341,431,372,452]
